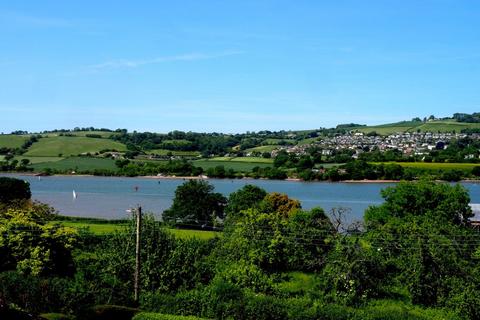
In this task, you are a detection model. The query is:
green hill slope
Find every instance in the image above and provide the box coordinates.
[356,120,480,135]
[24,136,127,156]
[0,135,30,148]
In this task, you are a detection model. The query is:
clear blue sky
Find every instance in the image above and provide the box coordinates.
[1,0,479,133]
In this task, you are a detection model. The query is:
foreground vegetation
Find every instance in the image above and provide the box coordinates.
[1,176,480,319]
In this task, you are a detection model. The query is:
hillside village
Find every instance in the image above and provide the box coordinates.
[269,131,477,159]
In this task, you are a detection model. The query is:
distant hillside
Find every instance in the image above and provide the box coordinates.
[24,136,127,157]
[0,134,30,148]
[354,119,480,135]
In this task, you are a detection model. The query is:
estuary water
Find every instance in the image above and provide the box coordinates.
[3,174,480,222]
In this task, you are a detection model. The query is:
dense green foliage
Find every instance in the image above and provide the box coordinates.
[163,180,227,226]
[0,177,32,202]
[134,313,207,320]
[224,184,267,220]
[1,179,480,319]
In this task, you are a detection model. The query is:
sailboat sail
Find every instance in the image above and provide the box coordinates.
[73,190,77,199]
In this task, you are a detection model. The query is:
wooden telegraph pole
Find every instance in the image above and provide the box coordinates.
[134,205,142,303]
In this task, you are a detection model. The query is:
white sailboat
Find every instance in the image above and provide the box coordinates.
[73,190,77,199]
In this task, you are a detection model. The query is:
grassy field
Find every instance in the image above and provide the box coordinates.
[31,157,118,172]
[59,221,125,234]
[357,120,480,135]
[297,137,320,145]
[210,156,273,163]
[25,136,127,157]
[374,162,480,170]
[55,220,218,239]
[356,121,420,135]
[15,156,64,164]
[0,134,30,148]
[245,145,279,153]
[413,120,480,133]
[149,149,201,157]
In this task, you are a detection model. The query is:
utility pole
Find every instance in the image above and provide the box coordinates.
[134,205,142,303]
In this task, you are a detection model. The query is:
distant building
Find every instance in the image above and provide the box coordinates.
[469,203,480,229]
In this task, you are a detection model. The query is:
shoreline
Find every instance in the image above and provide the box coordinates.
[3,172,480,184]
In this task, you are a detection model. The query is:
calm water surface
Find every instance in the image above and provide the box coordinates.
[3,174,480,221]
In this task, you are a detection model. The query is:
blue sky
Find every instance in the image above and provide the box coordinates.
[1,0,479,133]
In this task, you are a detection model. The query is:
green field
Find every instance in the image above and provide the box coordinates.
[31,157,118,172]
[55,221,218,239]
[357,120,480,135]
[59,221,125,234]
[298,137,320,145]
[210,156,273,164]
[374,162,479,170]
[15,156,64,164]
[0,134,30,148]
[413,120,480,133]
[149,149,201,157]
[245,145,279,153]
[24,136,127,156]
[356,121,421,135]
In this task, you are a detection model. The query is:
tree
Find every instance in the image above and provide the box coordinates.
[259,192,301,217]
[219,206,334,273]
[273,150,289,167]
[163,180,227,226]
[364,180,472,226]
[225,185,267,220]
[472,166,480,177]
[360,181,480,309]
[0,177,31,203]
[0,202,77,276]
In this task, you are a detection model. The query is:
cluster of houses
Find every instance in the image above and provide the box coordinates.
[269,132,478,158]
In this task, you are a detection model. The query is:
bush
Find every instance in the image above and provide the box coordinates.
[81,305,139,320]
[133,313,208,320]
[243,293,287,320]
[0,177,31,202]
[0,305,42,319]
[353,300,461,320]
[141,290,205,317]
[40,313,76,320]
[472,166,480,177]
[311,304,354,320]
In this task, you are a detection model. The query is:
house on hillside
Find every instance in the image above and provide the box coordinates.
[469,203,480,229]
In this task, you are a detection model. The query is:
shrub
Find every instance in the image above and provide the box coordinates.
[40,313,76,320]
[352,300,461,320]
[133,313,208,320]
[0,177,31,203]
[243,293,287,320]
[140,290,205,317]
[81,305,139,320]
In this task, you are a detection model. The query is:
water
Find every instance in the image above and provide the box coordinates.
[3,174,480,222]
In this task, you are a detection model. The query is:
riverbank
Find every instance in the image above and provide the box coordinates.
[4,171,480,184]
